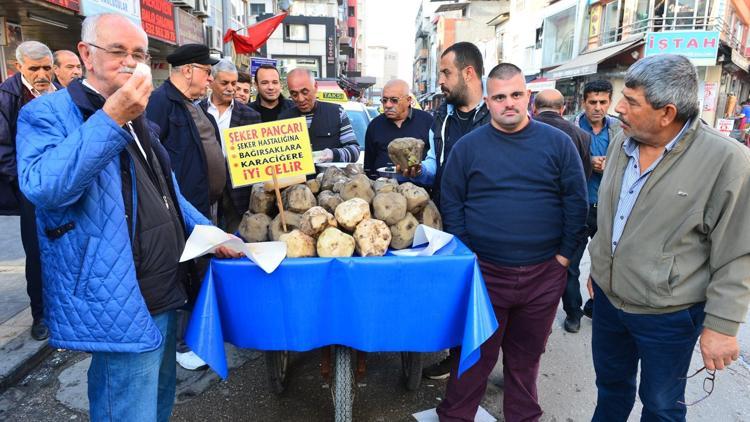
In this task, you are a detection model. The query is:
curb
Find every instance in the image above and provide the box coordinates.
[0,330,53,393]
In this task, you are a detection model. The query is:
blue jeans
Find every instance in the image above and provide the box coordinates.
[591,283,705,422]
[88,311,177,422]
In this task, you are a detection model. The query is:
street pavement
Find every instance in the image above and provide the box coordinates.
[0,215,748,421]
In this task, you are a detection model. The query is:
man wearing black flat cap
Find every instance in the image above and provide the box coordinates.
[146,43,224,221]
[146,43,226,372]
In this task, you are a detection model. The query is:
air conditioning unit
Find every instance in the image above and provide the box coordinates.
[206,26,222,52]
[169,0,192,8]
[192,0,209,17]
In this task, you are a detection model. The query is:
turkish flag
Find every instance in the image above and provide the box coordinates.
[224,12,288,55]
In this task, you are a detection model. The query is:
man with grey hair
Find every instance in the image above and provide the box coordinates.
[0,40,56,341]
[16,13,239,420]
[588,53,750,421]
[198,59,260,230]
[52,50,82,87]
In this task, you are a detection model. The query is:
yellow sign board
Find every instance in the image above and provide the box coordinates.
[317,90,348,103]
[222,117,315,187]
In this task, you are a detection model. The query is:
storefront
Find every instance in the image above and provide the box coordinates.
[544,38,642,117]
[0,0,188,84]
[0,0,84,81]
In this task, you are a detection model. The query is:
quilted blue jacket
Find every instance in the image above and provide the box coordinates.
[15,88,209,353]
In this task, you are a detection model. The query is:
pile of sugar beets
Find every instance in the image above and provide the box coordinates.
[238,140,441,258]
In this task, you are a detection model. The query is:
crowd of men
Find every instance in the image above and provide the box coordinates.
[0,9,748,422]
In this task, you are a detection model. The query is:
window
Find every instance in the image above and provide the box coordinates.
[659,0,708,30]
[284,24,308,42]
[277,57,320,78]
[348,7,355,17]
[348,27,355,37]
[541,7,576,67]
[250,3,265,15]
[602,0,621,45]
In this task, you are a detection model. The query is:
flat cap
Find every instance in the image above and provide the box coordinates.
[167,44,219,67]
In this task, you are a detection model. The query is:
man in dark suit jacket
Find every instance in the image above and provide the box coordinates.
[532,88,593,334]
[533,89,592,178]
[198,58,262,232]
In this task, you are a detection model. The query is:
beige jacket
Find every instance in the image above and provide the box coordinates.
[590,118,750,336]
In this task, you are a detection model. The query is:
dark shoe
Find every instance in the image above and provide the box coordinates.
[31,320,49,341]
[564,315,581,333]
[583,299,594,319]
[423,354,453,380]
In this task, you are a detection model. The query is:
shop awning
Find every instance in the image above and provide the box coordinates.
[547,39,643,79]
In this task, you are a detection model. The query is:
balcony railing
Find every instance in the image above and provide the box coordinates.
[591,15,724,49]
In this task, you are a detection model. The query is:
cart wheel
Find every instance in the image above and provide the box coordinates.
[332,346,355,422]
[400,352,423,391]
[264,351,289,394]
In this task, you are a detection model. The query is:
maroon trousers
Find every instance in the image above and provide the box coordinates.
[437,257,567,422]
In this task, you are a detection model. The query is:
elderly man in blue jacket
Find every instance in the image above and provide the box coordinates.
[15,13,238,422]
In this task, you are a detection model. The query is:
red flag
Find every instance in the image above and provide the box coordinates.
[223,12,288,55]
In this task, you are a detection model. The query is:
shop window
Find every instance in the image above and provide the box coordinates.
[284,24,308,42]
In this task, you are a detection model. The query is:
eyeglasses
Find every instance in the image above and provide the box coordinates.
[191,64,211,75]
[678,366,715,406]
[86,42,150,63]
[381,96,405,104]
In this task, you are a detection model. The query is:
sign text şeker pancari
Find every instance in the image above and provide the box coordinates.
[223,117,315,187]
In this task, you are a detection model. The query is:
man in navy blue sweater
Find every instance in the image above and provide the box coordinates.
[437,63,587,422]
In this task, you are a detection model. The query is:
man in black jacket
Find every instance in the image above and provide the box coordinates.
[278,68,359,162]
[416,42,491,381]
[146,44,223,220]
[533,89,592,178]
[249,64,294,122]
[532,89,594,334]
[0,40,57,341]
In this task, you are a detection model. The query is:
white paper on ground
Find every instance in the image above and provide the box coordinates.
[412,406,496,422]
[390,225,454,257]
[179,225,286,274]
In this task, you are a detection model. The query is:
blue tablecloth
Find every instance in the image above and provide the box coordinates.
[186,238,498,379]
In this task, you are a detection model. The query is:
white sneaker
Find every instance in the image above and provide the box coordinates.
[176,350,208,370]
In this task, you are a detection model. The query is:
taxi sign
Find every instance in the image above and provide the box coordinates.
[317,90,348,103]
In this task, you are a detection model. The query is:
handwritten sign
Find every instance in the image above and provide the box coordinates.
[223,117,314,187]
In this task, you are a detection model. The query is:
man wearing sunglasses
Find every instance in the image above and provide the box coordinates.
[363,79,433,179]
[0,40,57,342]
